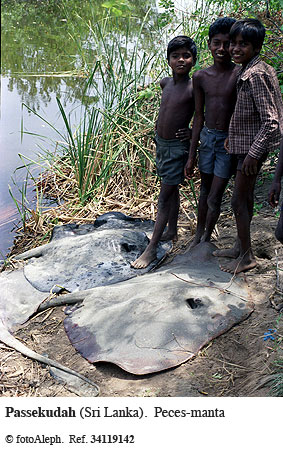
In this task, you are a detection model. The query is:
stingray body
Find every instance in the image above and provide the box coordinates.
[16,212,171,293]
[63,242,253,375]
[0,213,171,393]
[0,212,253,388]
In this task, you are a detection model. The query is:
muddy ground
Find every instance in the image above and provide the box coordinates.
[0,173,282,397]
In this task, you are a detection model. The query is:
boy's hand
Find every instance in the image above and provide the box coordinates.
[184,155,196,178]
[224,137,229,152]
[268,181,281,208]
[176,128,192,141]
[241,155,258,176]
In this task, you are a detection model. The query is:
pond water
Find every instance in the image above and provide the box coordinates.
[0,0,197,261]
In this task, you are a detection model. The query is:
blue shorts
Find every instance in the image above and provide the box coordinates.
[155,134,189,185]
[198,126,232,179]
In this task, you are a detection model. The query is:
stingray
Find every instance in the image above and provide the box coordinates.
[0,268,100,395]
[15,212,172,293]
[0,212,171,394]
[62,242,253,375]
[0,213,254,390]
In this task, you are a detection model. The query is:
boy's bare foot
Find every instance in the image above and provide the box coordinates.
[131,247,157,269]
[160,231,178,242]
[213,245,240,259]
[220,255,257,274]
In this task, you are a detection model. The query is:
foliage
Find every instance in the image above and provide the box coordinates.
[157,0,176,28]
[19,14,163,206]
[101,0,133,16]
[158,0,283,78]
[6,0,283,236]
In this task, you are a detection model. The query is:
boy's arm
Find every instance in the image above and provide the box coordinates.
[155,77,168,131]
[160,77,169,89]
[242,72,281,175]
[269,138,283,207]
[184,73,204,178]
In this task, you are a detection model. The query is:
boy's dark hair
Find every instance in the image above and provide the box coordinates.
[229,18,265,49]
[208,17,236,40]
[167,36,197,62]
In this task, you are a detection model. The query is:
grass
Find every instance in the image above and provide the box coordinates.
[8,173,29,232]
[10,2,282,254]
[8,12,199,255]
[268,360,283,396]
[268,313,283,397]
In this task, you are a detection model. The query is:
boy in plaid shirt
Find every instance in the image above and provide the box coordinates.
[214,18,283,273]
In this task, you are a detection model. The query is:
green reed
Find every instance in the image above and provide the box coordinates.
[51,12,164,203]
[16,7,200,222]
[8,173,29,231]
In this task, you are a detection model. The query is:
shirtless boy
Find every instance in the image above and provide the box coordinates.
[214,18,283,273]
[268,137,283,244]
[131,36,196,269]
[184,17,238,247]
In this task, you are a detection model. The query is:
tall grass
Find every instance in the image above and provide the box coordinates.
[46,12,166,205]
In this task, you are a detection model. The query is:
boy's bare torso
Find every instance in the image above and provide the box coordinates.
[195,64,238,130]
[156,76,194,139]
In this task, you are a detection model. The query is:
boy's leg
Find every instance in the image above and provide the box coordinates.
[131,183,178,269]
[213,167,256,259]
[275,205,283,244]
[161,187,180,241]
[190,172,214,247]
[211,173,241,258]
[202,175,229,242]
[220,170,257,273]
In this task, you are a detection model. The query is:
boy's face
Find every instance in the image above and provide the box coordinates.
[229,33,260,67]
[168,47,194,76]
[208,33,231,64]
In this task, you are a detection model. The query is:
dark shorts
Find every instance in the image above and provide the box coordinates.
[231,153,268,173]
[155,133,189,185]
[198,126,232,179]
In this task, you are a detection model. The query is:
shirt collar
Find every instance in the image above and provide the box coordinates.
[239,54,261,81]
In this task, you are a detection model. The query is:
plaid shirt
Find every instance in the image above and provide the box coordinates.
[229,55,283,159]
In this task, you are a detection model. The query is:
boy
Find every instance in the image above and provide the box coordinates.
[184,17,238,247]
[214,18,283,273]
[131,36,197,269]
[268,137,283,243]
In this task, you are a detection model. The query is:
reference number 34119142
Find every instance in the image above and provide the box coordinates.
[90,434,135,444]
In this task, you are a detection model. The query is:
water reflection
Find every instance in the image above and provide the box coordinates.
[0,0,160,260]
[2,0,159,107]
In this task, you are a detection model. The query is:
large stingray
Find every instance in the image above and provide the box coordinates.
[0,212,253,392]
[16,212,172,293]
[62,242,253,374]
[0,212,171,394]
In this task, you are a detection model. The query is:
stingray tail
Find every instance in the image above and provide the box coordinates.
[0,319,99,396]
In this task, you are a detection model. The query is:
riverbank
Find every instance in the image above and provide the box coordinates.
[1,167,282,397]
[2,1,282,258]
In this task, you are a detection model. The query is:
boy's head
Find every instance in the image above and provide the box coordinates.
[208,17,236,41]
[229,19,265,66]
[167,36,197,63]
[208,17,236,64]
[229,18,265,49]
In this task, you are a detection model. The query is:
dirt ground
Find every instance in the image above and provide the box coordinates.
[0,173,282,398]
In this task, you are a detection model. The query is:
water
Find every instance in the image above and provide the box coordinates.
[0,0,197,260]
[0,73,86,259]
